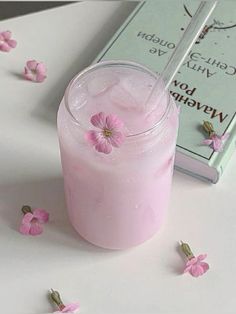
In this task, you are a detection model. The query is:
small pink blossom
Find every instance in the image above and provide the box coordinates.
[180,242,209,278]
[0,30,17,52]
[203,133,229,152]
[54,303,80,313]
[184,254,209,277]
[19,207,49,236]
[85,112,125,154]
[23,60,47,82]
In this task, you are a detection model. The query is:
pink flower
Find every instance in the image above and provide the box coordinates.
[203,133,229,152]
[85,112,125,154]
[54,303,80,313]
[0,30,17,52]
[180,242,209,278]
[184,254,209,277]
[19,208,49,236]
[23,60,47,82]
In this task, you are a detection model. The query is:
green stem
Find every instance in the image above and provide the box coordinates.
[21,205,33,215]
[202,121,215,137]
[180,241,195,260]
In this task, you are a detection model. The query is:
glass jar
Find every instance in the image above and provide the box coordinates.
[57,60,179,249]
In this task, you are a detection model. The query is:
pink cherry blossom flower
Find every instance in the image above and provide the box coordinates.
[54,303,80,313]
[184,254,209,278]
[0,30,17,52]
[180,241,209,278]
[19,206,49,236]
[85,112,125,154]
[23,60,47,82]
[203,133,229,152]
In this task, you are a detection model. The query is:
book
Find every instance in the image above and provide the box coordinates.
[93,0,236,183]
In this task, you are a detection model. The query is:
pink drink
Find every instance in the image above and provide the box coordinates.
[57,61,179,249]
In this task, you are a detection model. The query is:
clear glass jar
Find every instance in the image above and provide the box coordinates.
[57,61,179,249]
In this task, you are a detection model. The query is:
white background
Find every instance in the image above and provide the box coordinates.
[0,2,235,314]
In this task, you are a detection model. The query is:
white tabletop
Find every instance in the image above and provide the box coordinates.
[0,2,236,314]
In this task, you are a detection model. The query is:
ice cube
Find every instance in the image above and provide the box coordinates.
[87,73,119,96]
[121,74,154,105]
[109,84,140,111]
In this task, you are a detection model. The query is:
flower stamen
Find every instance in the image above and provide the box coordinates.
[103,128,112,138]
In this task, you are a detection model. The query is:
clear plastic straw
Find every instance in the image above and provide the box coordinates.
[145,1,218,108]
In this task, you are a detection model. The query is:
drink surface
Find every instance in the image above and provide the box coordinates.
[58,62,179,249]
[67,65,169,136]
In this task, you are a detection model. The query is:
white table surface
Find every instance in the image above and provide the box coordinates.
[0,2,236,314]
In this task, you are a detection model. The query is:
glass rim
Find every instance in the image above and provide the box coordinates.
[64,60,171,138]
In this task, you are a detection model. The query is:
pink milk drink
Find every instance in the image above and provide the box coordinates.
[57,61,179,249]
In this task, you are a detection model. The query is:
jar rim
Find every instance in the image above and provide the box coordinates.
[64,60,171,138]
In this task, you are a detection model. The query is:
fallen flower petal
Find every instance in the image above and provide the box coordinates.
[202,139,213,146]
[29,222,43,236]
[19,222,31,235]
[33,208,49,223]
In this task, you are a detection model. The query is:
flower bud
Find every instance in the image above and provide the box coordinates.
[203,121,215,136]
[180,241,194,260]
[21,205,32,215]
[50,289,65,309]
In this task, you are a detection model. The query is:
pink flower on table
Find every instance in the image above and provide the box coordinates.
[19,207,49,236]
[50,289,79,313]
[0,30,17,52]
[203,133,229,152]
[54,303,80,313]
[184,254,209,278]
[180,241,209,278]
[85,112,125,154]
[23,60,47,82]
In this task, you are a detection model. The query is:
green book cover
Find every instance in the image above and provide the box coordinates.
[94,0,236,183]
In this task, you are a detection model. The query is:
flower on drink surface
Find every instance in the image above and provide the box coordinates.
[85,112,125,154]
[0,30,17,52]
[202,121,229,152]
[23,60,47,82]
[50,289,80,313]
[19,205,49,236]
[180,241,209,278]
